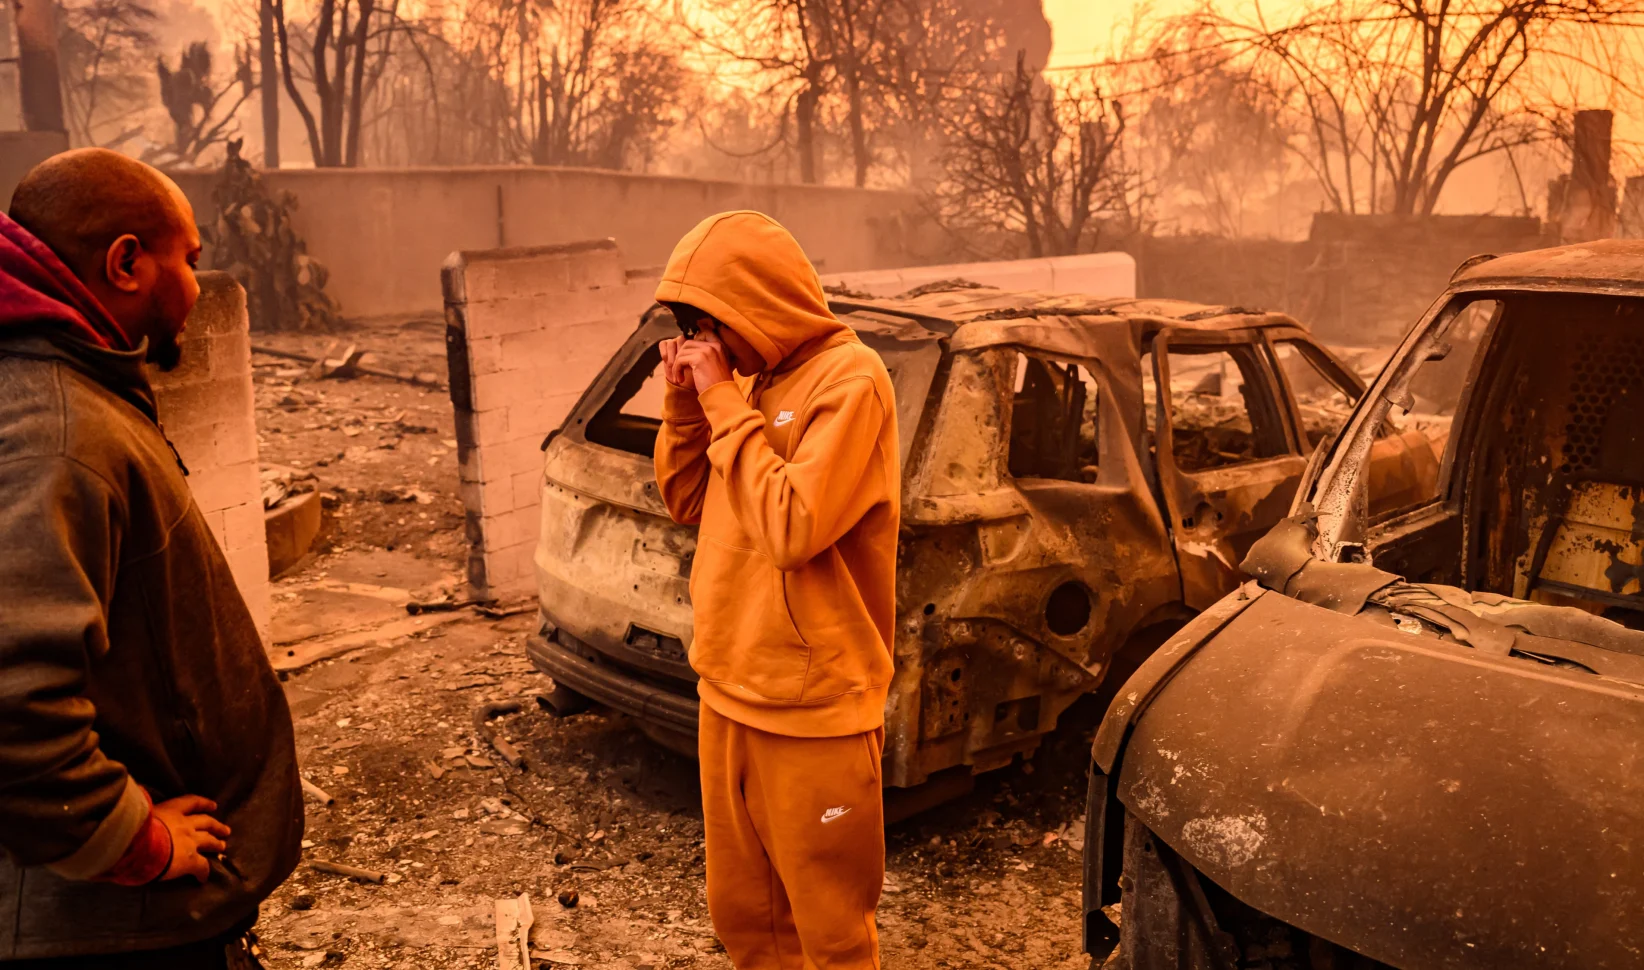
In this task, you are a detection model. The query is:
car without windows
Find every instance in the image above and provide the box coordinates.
[526,284,1437,804]
[1083,239,1644,970]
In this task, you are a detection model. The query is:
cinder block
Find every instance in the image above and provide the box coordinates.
[466,335,505,377]
[188,460,259,514]
[204,508,228,545]
[481,546,522,585]
[481,506,540,552]
[224,540,271,593]
[500,289,630,336]
[458,443,485,484]
[497,328,560,366]
[165,331,213,381]
[213,415,260,466]
[156,375,253,431]
[164,425,216,472]
[463,252,573,303]
[469,368,548,413]
[189,273,250,336]
[459,475,515,520]
[510,468,542,512]
[462,302,548,340]
[208,329,251,378]
[488,542,538,594]
[506,393,581,443]
[499,435,548,480]
[222,500,266,554]
[563,250,626,291]
[470,406,511,447]
[451,408,477,446]
[241,581,272,645]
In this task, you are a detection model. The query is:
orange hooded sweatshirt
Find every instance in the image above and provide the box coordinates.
[653,211,899,738]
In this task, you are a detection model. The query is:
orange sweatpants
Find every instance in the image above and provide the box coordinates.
[698,701,885,970]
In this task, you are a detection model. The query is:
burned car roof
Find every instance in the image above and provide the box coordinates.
[828,287,1307,348]
[1451,237,1644,293]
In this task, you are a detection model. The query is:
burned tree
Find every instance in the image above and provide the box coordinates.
[206,139,340,331]
[55,0,158,147]
[686,0,1044,188]
[935,54,1134,258]
[274,0,399,166]
[1211,0,1644,216]
[149,43,254,167]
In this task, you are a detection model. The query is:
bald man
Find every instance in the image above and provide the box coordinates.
[0,150,300,968]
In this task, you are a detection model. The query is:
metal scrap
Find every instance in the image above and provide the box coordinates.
[253,344,447,389]
[309,860,386,884]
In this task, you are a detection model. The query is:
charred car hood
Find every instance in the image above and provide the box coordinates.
[1111,585,1644,970]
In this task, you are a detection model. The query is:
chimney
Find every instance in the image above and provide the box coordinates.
[1555,109,1617,242]
[14,0,65,133]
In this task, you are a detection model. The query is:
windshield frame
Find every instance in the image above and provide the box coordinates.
[1304,286,1509,561]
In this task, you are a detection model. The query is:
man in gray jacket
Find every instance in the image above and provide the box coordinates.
[0,149,301,967]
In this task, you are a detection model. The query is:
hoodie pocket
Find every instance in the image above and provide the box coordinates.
[689,535,810,701]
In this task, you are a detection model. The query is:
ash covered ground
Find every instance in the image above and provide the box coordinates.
[250,322,1093,970]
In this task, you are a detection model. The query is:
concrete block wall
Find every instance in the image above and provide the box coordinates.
[443,240,659,597]
[170,166,948,322]
[149,271,272,641]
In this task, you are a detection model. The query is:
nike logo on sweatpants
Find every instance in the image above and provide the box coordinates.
[821,806,851,824]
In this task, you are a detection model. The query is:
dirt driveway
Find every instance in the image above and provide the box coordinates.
[250,324,1093,970]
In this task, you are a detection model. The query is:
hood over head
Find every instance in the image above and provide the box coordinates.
[0,211,132,351]
[654,211,847,370]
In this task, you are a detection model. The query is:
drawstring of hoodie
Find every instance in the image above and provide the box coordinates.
[160,423,190,476]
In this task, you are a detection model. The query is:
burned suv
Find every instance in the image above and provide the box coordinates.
[1083,240,1644,969]
[528,286,1431,795]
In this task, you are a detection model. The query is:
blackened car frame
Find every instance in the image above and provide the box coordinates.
[526,283,1435,809]
[1084,240,1644,970]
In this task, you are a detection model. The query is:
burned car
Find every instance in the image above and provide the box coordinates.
[528,286,1433,796]
[1083,240,1644,969]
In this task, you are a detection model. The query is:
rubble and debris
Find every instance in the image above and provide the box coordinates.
[474,699,529,770]
[309,860,387,884]
[300,776,336,806]
[254,344,448,389]
[261,464,318,509]
[494,894,533,970]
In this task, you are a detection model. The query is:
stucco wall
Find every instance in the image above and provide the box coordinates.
[171,166,939,324]
[0,130,68,209]
[149,271,271,642]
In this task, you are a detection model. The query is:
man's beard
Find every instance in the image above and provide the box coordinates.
[148,330,184,372]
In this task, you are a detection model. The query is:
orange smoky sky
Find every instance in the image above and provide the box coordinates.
[1045,0,1310,68]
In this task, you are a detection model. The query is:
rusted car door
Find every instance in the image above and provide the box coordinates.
[997,348,1182,675]
[890,344,1179,784]
[1150,329,1308,610]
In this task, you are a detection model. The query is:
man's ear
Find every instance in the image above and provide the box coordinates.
[104,234,145,293]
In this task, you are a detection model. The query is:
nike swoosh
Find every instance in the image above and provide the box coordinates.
[774,416,794,427]
[821,807,851,824]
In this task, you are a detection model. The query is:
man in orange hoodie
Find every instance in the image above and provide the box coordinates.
[653,211,899,969]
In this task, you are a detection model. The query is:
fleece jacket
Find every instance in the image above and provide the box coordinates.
[0,213,302,959]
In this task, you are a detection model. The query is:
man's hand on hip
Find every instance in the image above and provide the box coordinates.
[674,331,734,393]
[153,795,230,882]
